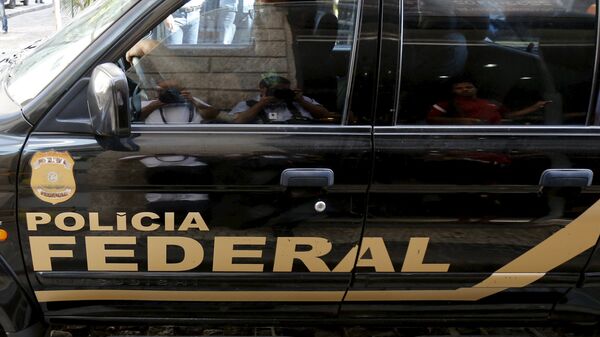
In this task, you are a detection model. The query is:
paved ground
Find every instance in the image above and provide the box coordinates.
[0,0,57,58]
[3,322,600,337]
[4,0,52,17]
[49,325,600,337]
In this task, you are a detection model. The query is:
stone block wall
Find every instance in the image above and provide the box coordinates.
[131,6,297,111]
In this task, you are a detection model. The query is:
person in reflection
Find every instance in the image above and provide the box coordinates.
[197,0,238,44]
[229,75,333,124]
[427,79,552,125]
[142,80,220,124]
[163,0,205,45]
[0,0,7,34]
[126,39,160,63]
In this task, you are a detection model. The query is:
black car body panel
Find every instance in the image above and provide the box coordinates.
[18,125,372,320]
[0,0,600,333]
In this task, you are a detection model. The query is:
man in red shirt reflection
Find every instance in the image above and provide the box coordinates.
[427,80,551,125]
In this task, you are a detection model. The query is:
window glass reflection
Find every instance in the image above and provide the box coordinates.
[126,0,358,125]
[399,0,597,125]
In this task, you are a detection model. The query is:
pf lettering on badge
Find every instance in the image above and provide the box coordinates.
[30,151,76,205]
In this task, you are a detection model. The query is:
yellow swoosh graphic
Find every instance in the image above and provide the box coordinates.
[35,290,345,302]
[347,198,600,301]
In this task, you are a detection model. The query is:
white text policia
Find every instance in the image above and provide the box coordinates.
[26,211,450,273]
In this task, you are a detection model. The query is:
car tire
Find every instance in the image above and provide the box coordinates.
[22,0,28,5]
[6,0,15,9]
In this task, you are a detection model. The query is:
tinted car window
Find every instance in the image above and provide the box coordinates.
[398,0,597,126]
[125,0,358,125]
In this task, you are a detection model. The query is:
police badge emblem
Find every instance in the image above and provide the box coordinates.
[30,151,76,204]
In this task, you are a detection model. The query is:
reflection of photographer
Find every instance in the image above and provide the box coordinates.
[141,80,219,124]
[230,75,331,124]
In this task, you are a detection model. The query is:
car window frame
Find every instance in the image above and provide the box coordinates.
[382,0,600,129]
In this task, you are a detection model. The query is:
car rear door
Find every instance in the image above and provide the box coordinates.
[342,0,600,322]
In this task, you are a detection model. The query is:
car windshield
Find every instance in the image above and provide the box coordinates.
[5,0,138,106]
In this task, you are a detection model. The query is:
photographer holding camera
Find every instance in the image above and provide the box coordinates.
[230,75,332,124]
[141,80,220,124]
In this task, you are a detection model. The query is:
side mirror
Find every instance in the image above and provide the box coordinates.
[87,63,131,137]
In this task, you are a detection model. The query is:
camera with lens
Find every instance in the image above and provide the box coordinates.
[158,87,185,104]
[267,88,295,102]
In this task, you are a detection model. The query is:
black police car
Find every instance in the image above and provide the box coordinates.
[0,0,600,335]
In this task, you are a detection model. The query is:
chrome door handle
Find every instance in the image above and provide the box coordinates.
[539,169,593,187]
[280,168,334,187]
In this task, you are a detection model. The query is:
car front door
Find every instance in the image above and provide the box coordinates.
[17,0,373,321]
[342,0,600,322]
